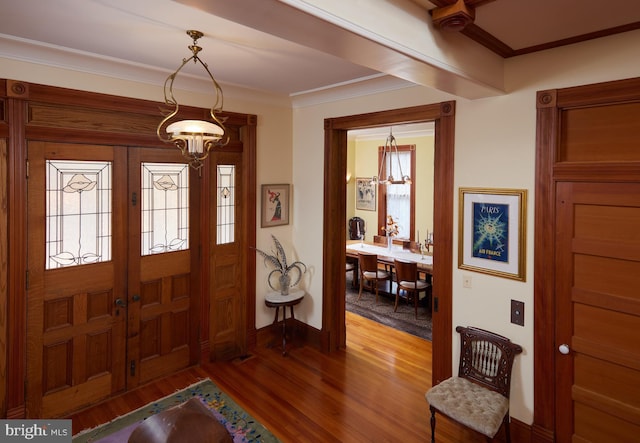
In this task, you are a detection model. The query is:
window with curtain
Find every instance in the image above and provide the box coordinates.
[386,150,411,238]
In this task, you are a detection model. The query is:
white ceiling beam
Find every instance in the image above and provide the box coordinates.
[177,0,505,99]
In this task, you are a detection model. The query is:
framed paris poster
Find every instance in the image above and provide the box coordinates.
[458,187,527,281]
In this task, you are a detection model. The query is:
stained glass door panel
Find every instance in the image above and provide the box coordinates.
[26,142,127,418]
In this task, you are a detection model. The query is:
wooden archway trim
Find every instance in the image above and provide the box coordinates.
[322,102,455,385]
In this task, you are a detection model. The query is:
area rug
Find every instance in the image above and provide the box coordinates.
[73,379,280,443]
[346,276,432,341]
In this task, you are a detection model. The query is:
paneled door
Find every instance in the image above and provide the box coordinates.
[209,150,246,360]
[555,181,640,441]
[26,142,198,417]
[126,148,199,387]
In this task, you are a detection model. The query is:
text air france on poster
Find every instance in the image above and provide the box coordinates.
[472,202,509,263]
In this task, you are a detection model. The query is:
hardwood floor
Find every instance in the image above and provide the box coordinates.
[69,312,491,442]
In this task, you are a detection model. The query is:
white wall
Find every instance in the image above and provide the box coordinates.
[291,29,640,425]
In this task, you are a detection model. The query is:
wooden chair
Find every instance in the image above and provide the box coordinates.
[393,259,430,318]
[373,235,387,245]
[425,326,523,443]
[346,256,358,288]
[358,253,390,303]
[402,240,421,253]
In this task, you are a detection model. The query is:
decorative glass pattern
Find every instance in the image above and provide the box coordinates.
[46,160,112,269]
[141,163,189,255]
[217,165,235,244]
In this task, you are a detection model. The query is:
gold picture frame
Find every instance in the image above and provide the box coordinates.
[458,187,527,281]
[355,177,376,211]
[261,184,290,227]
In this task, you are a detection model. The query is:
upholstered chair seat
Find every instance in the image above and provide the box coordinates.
[425,326,523,443]
[425,376,509,437]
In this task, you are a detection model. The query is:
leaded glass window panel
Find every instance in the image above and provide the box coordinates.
[217,165,235,245]
[46,160,112,269]
[141,162,189,255]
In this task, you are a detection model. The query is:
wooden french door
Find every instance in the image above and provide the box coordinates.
[126,148,199,387]
[555,181,640,441]
[26,142,198,417]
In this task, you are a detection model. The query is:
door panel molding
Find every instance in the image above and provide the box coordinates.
[534,76,640,442]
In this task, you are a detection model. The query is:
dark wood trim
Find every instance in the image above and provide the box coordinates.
[427,1,640,59]
[2,79,257,418]
[322,102,455,385]
[242,118,258,352]
[533,77,640,442]
[512,22,640,58]
[6,83,28,419]
[533,88,558,443]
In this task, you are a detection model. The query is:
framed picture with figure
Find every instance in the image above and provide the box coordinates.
[355,178,376,211]
[261,184,290,227]
[458,187,527,281]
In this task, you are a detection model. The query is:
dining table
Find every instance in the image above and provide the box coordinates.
[346,240,433,272]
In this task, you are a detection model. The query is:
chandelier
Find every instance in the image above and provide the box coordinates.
[371,127,412,185]
[157,30,228,170]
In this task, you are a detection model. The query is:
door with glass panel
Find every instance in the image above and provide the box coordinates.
[126,148,198,388]
[209,151,246,360]
[26,142,197,417]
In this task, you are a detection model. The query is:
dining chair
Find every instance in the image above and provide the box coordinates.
[393,259,430,318]
[425,326,523,443]
[346,257,358,288]
[358,253,390,303]
[402,240,421,253]
[373,235,387,245]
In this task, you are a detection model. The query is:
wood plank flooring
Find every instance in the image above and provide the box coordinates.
[69,312,490,442]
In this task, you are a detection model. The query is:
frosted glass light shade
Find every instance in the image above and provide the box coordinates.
[166,119,224,154]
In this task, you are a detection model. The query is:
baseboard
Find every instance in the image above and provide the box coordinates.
[510,417,533,443]
[255,319,322,352]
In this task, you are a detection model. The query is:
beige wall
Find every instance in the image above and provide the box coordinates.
[291,29,640,424]
[348,134,434,241]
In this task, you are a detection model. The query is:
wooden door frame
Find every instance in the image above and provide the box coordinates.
[533,77,640,442]
[1,79,257,418]
[322,102,455,385]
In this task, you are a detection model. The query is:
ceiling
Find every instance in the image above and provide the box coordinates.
[0,0,639,100]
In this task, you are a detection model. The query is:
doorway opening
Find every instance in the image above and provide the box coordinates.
[322,102,456,385]
[346,123,434,340]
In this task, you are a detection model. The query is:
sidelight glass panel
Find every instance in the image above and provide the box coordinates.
[217,165,235,244]
[46,160,112,269]
[141,162,189,255]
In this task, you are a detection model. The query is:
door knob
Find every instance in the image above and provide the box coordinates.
[114,298,127,308]
[132,294,141,302]
[558,344,570,355]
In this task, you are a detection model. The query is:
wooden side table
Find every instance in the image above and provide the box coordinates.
[264,289,305,356]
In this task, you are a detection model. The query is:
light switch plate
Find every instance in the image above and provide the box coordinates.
[511,300,525,326]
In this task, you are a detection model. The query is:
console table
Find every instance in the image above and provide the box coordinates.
[264,289,305,356]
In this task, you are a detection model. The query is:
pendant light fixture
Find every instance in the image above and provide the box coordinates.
[157,30,228,170]
[371,127,412,185]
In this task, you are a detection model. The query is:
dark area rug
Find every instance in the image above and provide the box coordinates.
[346,275,432,341]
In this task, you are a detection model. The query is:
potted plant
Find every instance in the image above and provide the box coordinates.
[254,235,307,295]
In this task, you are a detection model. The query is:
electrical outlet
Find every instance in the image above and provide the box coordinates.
[462,275,472,288]
[511,300,525,326]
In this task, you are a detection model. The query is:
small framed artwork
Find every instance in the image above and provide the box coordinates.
[261,184,290,227]
[355,177,376,211]
[458,187,527,281]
